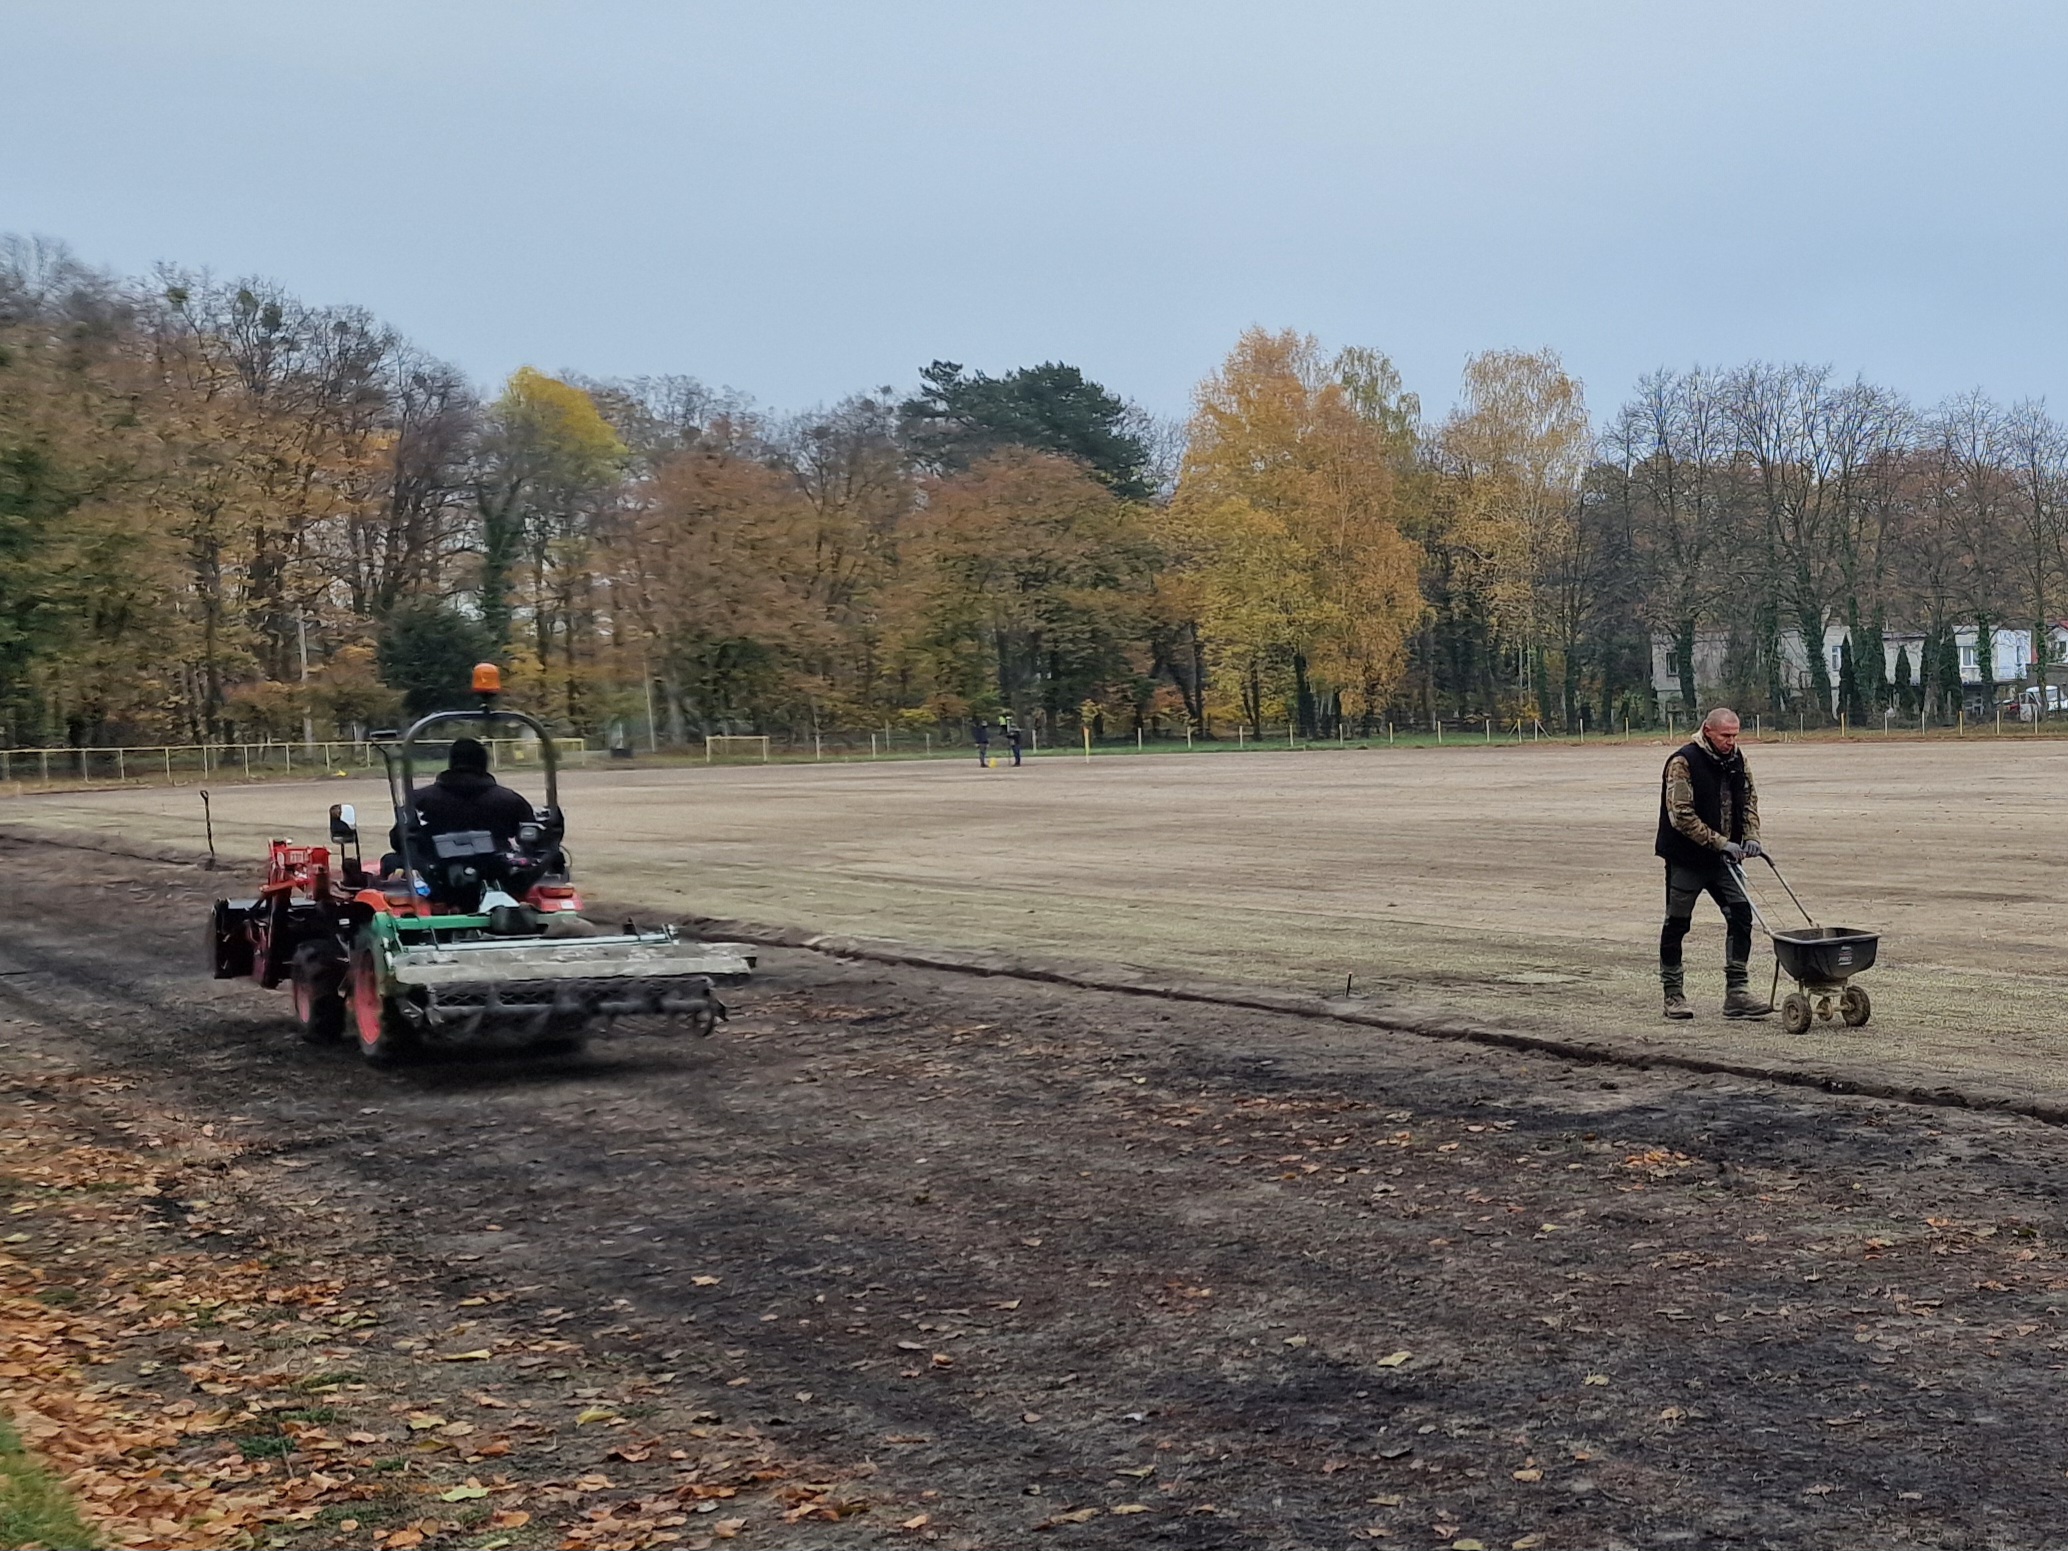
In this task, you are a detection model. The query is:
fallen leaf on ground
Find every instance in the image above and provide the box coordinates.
[1583,1374,1610,1386]
[1377,1350,1412,1367]
[1038,1507,1100,1527]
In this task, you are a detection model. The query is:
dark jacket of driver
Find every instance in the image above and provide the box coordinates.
[411,768,536,848]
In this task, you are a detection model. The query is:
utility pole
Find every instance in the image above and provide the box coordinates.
[297,613,315,749]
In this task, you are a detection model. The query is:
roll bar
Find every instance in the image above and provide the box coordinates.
[366,684,562,908]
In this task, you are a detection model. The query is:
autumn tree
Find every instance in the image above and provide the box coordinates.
[1169,329,1423,736]
[902,449,1159,730]
[2003,400,2068,713]
[1606,368,1734,715]
[610,432,818,739]
[0,239,177,744]
[1437,349,1592,728]
[472,368,626,728]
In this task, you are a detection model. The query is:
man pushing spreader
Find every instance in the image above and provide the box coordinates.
[1655,706,1773,1022]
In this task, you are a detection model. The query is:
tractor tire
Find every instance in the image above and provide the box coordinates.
[209,900,255,979]
[349,944,413,1068]
[289,942,347,1044]
[1780,992,1813,1036]
[1840,985,1872,1028]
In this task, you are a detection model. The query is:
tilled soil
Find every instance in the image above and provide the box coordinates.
[7,836,2068,1549]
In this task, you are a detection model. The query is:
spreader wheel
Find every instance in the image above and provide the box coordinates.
[1780,992,1813,1036]
[350,944,413,1067]
[1840,985,1872,1028]
[288,942,346,1044]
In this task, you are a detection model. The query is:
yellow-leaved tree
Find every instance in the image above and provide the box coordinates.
[1165,329,1423,735]
[475,367,627,725]
[1438,348,1591,726]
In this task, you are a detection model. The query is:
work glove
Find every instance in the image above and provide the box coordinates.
[1721,841,1747,861]
[1741,839,1766,860]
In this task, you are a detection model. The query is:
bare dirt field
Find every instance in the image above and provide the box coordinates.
[9,737,2068,1107]
[10,828,2068,1548]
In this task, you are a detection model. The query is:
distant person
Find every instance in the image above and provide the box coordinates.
[1005,720,1024,767]
[973,718,992,768]
[1655,706,1772,1022]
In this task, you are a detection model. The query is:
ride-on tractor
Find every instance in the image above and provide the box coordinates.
[208,664,753,1063]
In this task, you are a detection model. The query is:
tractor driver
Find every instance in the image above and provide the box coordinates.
[381,736,537,880]
[1655,706,1773,1023]
[411,736,536,846]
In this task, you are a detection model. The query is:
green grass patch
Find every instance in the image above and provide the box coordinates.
[274,1407,339,1424]
[0,1413,100,1550]
[297,1369,363,1390]
[233,1432,292,1461]
[33,1286,77,1308]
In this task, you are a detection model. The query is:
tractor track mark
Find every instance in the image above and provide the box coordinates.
[690,918,2068,1131]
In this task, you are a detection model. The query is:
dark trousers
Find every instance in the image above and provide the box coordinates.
[1660,861,1752,995]
[1009,742,1022,766]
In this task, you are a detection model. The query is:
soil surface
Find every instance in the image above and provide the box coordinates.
[8,837,2068,1549]
[12,736,2068,1108]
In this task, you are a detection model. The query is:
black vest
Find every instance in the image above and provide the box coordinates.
[1654,739,1746,868]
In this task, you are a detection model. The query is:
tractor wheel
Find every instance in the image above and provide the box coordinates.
[289,942,347,1044]
[209,900,254,979]
[1780,992,1813,1036]
[349,944,413,1067]
[1840,985,1872,1028]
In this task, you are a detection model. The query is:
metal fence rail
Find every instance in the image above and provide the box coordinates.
[5,715,2050,794]
[0,737,597,792]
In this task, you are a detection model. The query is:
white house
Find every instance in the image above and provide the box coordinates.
[1653,621,2036,712]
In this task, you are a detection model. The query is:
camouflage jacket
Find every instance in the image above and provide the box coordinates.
[1663,739,1760,853]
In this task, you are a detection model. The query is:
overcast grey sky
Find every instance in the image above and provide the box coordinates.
[7,2,2066,423]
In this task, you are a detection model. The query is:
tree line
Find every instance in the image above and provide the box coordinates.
[3,234,2061,751]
